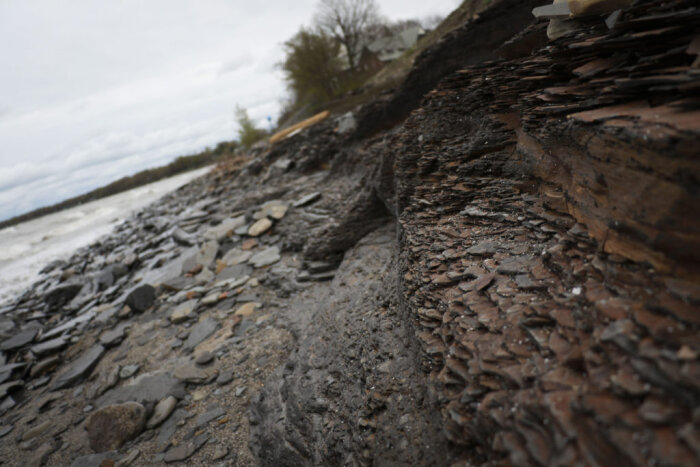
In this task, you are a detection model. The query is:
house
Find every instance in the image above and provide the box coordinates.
[339,25,427,73]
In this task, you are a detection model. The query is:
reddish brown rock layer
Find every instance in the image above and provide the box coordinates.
[389,1,700,464]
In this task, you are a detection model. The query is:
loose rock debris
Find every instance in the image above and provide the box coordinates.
[0,0,699,465]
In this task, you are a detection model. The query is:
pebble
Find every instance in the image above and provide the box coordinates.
[212,445,229,460]
[21,420,53,441]
[249,246,281,268]
[196,240,219,267]
[247,218,273,237]
[195,406,225,427]
[174,363,219,384]
[170,300,198,323]
[115,448,141,467]
[99,323,129,347]
[235,387,246,397]
[0,424,13,438]
[240,238,257,250]
[293,192,321,207]
[234,302,258,317]
[163,434,208,463]
[183,318,220,351]
[221,249,253,266]
[216,370,234,386]
[201,292,221,306]
[119,364,140,379]
[195,351,215,365]
[147,396,177,429]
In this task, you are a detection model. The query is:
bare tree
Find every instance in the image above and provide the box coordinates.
[314,0,380,71]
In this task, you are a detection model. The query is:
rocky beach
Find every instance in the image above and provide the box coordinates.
[1,0,699,465]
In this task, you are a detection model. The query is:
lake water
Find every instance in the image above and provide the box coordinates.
[0,166,211,305]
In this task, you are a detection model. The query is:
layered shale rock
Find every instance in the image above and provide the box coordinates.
[251,0,700,465]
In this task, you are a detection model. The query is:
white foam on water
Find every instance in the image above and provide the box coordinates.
[0,166,212,304]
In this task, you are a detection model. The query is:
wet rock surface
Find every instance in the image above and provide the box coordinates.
[0,1,698,465]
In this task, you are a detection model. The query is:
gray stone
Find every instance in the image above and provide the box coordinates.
[247,218,272,237]
[515,274,545,290]
[292,192,321,208]
[196,240,219,267]
[254,201,289,221]
[174,363,218,384]
[156,408,189,448]
[0,395,16,412]
[221,249,252,266]
[0,362,25,384]
[0,380,22,398]
[161,276,193,292]
[21,420,52,441]
[69,452,119,467]
[250,247,281,268]
[1,327,38,351]
[42,309,96,340]
[170,300,198,323]
[0,424,13,438]
[216,264,252,281]
[201,292,221,306]
[497,256,534,275]
[195,351,214,365]
[96,372,186,408]
[216,370,234,386]
[86,402,147,452]
[184,318,220,351]
[163,433,208,463]
[44,283,83,310]
[195,267,215,284]
[337,111,357,133]
[125,284,156,312]
[195,406,225,427]
[235,386,246,397]
[203,216,246,242]
[172,227,194,246]
[466,241,499,256]
[532,2,571,19]
[147,395,177,429]
[212,445,229,461]
[119,364,140,379]
[100,323,129,347]
[52,344,105,390]
[116,448,141,467]
[28,442,57,467]
[214,275,250,290]
[30,335,69,356]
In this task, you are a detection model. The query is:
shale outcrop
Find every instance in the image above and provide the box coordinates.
[0,0,698,465]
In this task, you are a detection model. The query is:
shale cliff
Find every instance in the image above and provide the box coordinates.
[0,1,698,466]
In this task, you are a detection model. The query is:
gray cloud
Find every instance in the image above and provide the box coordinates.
[0,0,460,221]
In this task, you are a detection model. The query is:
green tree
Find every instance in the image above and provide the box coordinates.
[235,105,266,148]
[281,28,342,108]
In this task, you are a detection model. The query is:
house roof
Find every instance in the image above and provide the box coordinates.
[338,25,425,69]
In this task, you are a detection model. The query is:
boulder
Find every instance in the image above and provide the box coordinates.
[85,402,146,452]
[124,284,156,312]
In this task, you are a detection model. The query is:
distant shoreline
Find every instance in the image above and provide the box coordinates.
[0,140,239,230]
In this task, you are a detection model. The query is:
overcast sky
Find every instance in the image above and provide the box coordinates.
[0,0,460,221]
